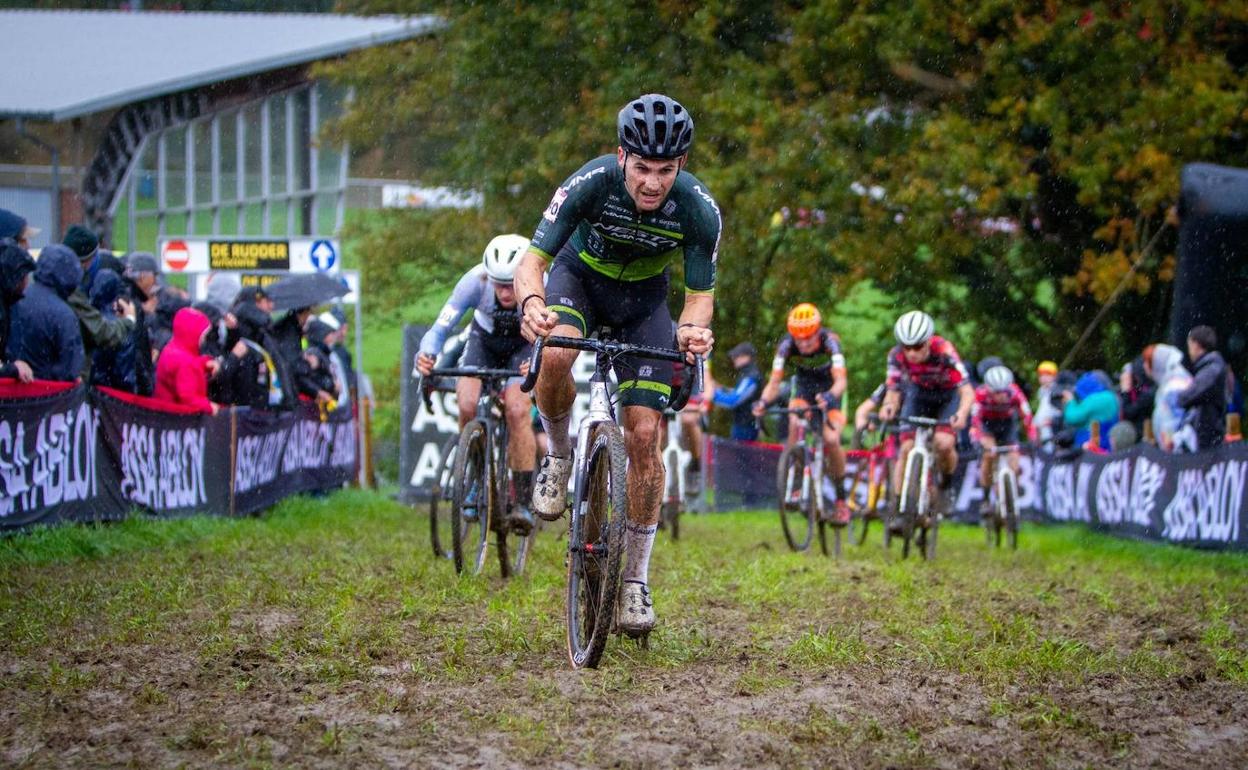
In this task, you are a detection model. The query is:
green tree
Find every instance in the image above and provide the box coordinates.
[323,0,1248,385]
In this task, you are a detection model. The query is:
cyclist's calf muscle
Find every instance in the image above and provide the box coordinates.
[623,406,664,526]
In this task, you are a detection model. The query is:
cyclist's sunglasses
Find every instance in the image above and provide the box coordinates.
[902,342,927,351]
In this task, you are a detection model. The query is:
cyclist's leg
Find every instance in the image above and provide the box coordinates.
[933,390,960,479]
[534,260,592,458]
[978,433,997,491]
[503,343,537,475]
[679,405,703,464]
[612,281,674,595]
[454,377,481,430]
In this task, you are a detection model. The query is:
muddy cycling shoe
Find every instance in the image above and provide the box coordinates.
[508,504,536,536]
[532,455,573,521]
[617,581,656,635]
[979,499,995,520]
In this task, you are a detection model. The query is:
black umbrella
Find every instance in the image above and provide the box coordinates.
[266,272,349,311]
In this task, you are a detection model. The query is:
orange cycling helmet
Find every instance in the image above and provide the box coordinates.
[787,303,822,339]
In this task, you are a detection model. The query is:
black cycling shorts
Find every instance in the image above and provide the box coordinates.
[981,417,1020,445]
[462,322,531,387]
[899,384,959,431]
[545,252,674,411]
[791,370,842,411]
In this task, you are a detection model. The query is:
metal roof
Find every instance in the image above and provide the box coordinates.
[0,10,442,122]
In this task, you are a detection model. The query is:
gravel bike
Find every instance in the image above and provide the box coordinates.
[846,416,898,546]
[982,443,1021,550]
[422,367,535,578]
[766,404,846,558]
[521,334,701,669]
[888,416,947,561]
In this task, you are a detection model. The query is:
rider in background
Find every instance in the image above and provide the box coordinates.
[753,303,851,524]
[705,341,763,441]
[416,234,538,532]
[853,381,894,437]
[972,365,1036,518]
[877,310,974,514]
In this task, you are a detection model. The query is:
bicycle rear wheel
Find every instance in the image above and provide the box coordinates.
[777,445,815,552]
[429,436,457,560]
[497,519,536,578]
[451,421,491,576]
[566,423,627,670]
[1003,473,1019,551]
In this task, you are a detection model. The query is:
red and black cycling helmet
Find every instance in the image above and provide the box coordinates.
[617,94,694,160]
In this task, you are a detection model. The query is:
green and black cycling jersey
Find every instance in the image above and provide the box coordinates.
[530,154,721,293]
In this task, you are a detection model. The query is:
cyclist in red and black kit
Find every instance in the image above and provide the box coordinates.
[972,365,1036,517]
[753,303,851,523]
[877,310,974,511]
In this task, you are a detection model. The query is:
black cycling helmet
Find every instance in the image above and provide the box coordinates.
[617,94,694,160]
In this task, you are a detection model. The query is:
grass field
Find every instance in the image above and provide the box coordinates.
[2,491,1247,768]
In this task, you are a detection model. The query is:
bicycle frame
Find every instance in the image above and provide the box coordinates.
[986,444,1021,520]
[899,420,938,520]
[771,406,826,518]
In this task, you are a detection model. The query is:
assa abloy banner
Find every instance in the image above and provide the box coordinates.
[707,437,1246,551]
[0,382,356,532]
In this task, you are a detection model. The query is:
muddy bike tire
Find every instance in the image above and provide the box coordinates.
[923,516,939,561]
[777,445,815,552]
[1003,473,1019,551]
[847,462,871,546]
[451,421,491,576]
[429,435,457,561]
[819,520,844,559]
[661,500,681,541]
[497,516,536,579]
[566,423,627,670]
[898,453,923,560]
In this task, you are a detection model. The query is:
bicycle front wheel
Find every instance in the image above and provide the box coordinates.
[566,423,627,670]
[898,454,923,560]
[1004,473,1019,551]
[451,421,491,576]
[777,445,815,552]
[429,436,457,561]
[661,500,681,541]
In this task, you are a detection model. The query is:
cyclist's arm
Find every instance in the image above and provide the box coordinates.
[514,248,548,311]
[418,269,484,357]
[714,371,760,409]
[955,381,975,422]
[757,364,786,406]
[854,396,877,430]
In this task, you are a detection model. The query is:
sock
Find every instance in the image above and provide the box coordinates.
[837,476,849,501]
[540,411,572,457]
[513,470,533,505]
[622,522,658,585]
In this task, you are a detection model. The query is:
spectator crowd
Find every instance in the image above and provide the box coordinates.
[0,208,355,416]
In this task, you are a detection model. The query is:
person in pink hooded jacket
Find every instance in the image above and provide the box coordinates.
[154,306,220,414]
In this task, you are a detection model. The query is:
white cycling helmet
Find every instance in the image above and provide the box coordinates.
[984,365,1014,392]
[482,233,530,283]
[894,310,935,346]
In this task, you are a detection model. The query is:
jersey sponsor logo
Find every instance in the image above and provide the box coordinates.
[566,165,607,188]
[639,365,654,378]
[662,199,677,216]
[543,187,569,223]
[595,222,680,250]
[436,305,458,327]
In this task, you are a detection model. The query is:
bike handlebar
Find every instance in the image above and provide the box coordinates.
[520,336,704,406]
[419,367,522,411]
